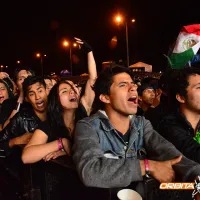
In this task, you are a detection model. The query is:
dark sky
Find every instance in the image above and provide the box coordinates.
[0,0,200,76]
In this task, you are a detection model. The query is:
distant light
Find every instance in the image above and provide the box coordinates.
[131,19,136,23]
[5,66,8,68]
[116,16,122,23]
[1,65,3,68]
[44,54,47,57]
[73,43,77,47]
[63,40,69,47]
[36,53,41,58]
[17,60,20,64]
[160,71,162,73]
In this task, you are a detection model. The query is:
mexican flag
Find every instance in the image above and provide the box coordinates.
[168,24,200,69]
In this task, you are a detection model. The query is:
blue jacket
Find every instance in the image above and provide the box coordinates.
[73,110,200,190]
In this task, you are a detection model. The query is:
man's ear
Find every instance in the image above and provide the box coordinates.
[176,94,185,103]
[99,94,110,104]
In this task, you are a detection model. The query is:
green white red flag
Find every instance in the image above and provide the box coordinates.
[168,24,200,69]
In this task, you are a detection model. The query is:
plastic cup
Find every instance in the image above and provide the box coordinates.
[117,189,142,200]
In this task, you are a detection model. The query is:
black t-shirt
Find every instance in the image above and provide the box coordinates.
[38,103,89,142]
[37,120,66,142]
[116,128,130,145]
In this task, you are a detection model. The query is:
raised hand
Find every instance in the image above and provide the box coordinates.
[74,37,93,53]
[0,72,9,79]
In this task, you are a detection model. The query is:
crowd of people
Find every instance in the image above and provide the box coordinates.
[0,38,200,200]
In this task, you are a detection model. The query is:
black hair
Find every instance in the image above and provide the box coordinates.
[22,76,46,96]
[14,67,35,82]
[138,84,155,96]
[47,80,76,140]
[169,67,200,109]
[93,66,133,111]
[43,75,52,81]
[171,67,200,97]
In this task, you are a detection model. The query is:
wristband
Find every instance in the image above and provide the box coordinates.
[81,40,93,53]
[58,138,63,151]
[15,102,21,111]
[144,159,150,178]
[60,138,65,152]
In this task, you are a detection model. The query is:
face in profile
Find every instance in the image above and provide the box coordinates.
[58,82,79,110]
[26,82,48,113]
[0,82,9,104]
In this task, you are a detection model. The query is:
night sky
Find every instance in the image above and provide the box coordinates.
[0,0,200,76]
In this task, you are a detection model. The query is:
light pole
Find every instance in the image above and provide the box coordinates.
[62,40,78,76]
[115,15,135,67]
[0,65,8,72]
[36,53,46,76]
[0,65,3,72]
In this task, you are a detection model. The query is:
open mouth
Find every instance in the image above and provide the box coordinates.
[128,96,138,104]
[69,97,77,102]
[0,96,4,101]
[36,101,44,107]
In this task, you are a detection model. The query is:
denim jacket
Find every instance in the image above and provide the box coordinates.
[73,110,200,190]
[97,111,144,159]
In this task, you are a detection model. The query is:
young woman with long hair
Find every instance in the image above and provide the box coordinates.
[22,38,97,163]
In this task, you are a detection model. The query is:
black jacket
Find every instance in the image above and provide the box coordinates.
[157,111,200,163]
[0,108,41,155]
[0,97,32,126]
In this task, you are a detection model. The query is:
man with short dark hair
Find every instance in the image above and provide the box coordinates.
[0,76,48,155]
[137,83,156,116]
[0,76,48,198]
[73,66,200,199]
[157,67,200,164]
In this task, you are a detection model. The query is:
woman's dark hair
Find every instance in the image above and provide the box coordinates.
[47,80,77,140]
[93,65,132,111]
